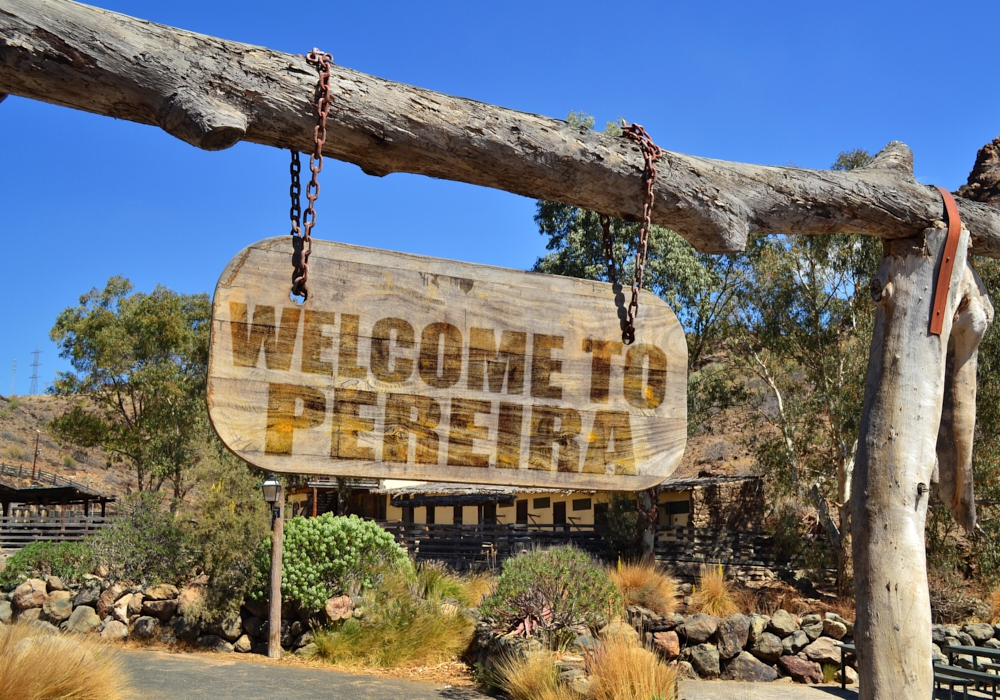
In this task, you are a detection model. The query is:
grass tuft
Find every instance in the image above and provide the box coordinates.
[690,564,738,617]
[609,560,679,615]
[0,622,130,700]
[822,663,838,684]
[991,585,1000,624]
[588,636,678,700]
[496,652,575,700]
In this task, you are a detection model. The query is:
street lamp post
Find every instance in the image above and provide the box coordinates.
[261,475,283,659]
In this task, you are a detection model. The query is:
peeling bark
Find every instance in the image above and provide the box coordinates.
[3,0,1000,255]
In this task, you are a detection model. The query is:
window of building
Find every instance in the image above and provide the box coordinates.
[426,505,435,524]
[482,503,497,525]
[572,498,592,511]
[533,497,550,509]
[453,505,463,525]
[516,499,528,524]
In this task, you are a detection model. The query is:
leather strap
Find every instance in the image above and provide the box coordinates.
[930,186,963,336]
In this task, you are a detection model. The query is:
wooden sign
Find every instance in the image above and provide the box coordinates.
[207,237,687,490]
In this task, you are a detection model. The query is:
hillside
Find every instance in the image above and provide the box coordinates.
[0,394,133,497]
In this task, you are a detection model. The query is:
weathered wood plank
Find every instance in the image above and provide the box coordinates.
[208,237,687,490]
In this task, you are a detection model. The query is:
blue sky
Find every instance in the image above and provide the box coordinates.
[2,0,999,393]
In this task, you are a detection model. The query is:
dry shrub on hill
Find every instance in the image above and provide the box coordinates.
[609,560,680,615]
[690,564,738,617]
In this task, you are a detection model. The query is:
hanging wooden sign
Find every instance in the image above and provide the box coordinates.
[207,237,687,490]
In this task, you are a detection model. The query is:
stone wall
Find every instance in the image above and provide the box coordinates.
[690,478,765,530]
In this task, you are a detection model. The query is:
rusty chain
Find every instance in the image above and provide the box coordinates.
[290,49,334,300]
[601,122,662,345]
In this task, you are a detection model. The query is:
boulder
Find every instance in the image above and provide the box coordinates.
[64,605,101,634]
[837,665,859,685]
[767,609,798,637]
[570,676,593,696]
[295,642,317,658]
[113,594,133,623]
[196,634,234,653]
[687,643,721,679]
[782,630,809,656]
[12,579,48,609]
[101,620,129,641]
[652,631,680,658]
[128,592,144,616]
[957,632,975,647]
[573,635,602,653]
[142,599,178,621]
[74,579,102,609]
[985,639,1000,651]
[144,584,179,601]
[280,619,303,649]
[17,607,42,624]
[233,634,253,653]
[174,616,201,643]
[801,622,824,641]
[0,600,11,624]
[822,619,848,640]
[599,618,640,645]
[241,612,266,638]
[46,576,68,592]
[716,614,750,659]
[779,655,823,684]
[963,622,995,645]
[293,631,314,649]
[96,584,125,619]
[932,625,948,645]
[243,598,268,620]
[751,632,784,663]
[747,614,769,646]
[800,614,821,627]
[206,613,242,643]
[324,595,353,622]
[674,660,698,680]
[177,580,206,619]
[722,650,778,682]
[802,636,841,665]
[132,616,160,641]
[679,613,720,644]
[29,619,60,635]
[41,591,73,623]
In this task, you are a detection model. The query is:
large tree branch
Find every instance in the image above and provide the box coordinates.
[3,0,1000,256]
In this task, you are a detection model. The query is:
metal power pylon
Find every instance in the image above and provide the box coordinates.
[28,346,41,395]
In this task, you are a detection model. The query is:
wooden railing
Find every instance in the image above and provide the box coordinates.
[378,522,606,568]
[0,462,100,494]
[0,515,110,548]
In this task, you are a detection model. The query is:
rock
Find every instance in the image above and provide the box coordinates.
[0,601,11,624]
[674,660,698,680]
[747,615,769,646]
[196,634,234,653]
[243,598,268,620]
[101,620,129,641]
[653,631,680,658]
[280,619,303,649]
[41,591,73,623]
[293,631,314,649]
[29,619,60,635]
[74,579,101,608]
[556,655,585,671]
[207,613,242,643]
[96,583,125,619]
[132,616,160,641]
[295,642,317,658]
[722,650,778,682]
[768,609,798,637]
[957,632,975,647]
[801,622,824,641]
[822,619,848,640]
[46,576,68,592]
[241,612,266,638]
[782,630,809,656]
[836,665,858,685]
[688,643,721,679]
[17,607,41,624]
[802,636,841,665]
[64,605,101,634]
[324,595,353,622]
[234,634,253,653]
[128,592,144,616]
[12,579,48,609]
[932,625,948,645]
[174,616,201,643]
[800,614,821,627]
[113,593,133,623]
[679,613,720,644]
[751,632,784,663]
[985,639,1000,651]
[715,614,750,659]
[573,635,602,653]
[963,622,994,644]
[142,599,178,621]
[599,617,640,645]
[779,655,823,684]
[558,669,585,684]
[144,584,179,601]
[570,676,593,696]
[177,579,206,619]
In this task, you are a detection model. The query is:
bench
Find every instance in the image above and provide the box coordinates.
[934,663,998,700]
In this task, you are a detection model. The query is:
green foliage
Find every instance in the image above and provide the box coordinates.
[90,492,194,586]
[313,563,474,667]
[0,541,96,587]
[252,513,406,612]
[7,397,20,411]
[181,446,270,622]
[62,455,74,467]
[48,276,211,498]
[2,445,25,461]
[595,493,641,561]
[479,546,620,637]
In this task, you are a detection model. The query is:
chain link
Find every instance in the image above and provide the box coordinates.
[290,49,334,300]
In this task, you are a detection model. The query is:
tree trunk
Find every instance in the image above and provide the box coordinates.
[852,226,983,699]
[4,0,1000,256]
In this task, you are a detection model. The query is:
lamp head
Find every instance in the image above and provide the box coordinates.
[261,475,281,505]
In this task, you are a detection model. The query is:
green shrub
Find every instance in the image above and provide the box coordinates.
[0,541,96,587]
[251,513,405,612]
[479,546,620,637]
[2,445,25,461]
[8,396,20,411]
[596,493,642,561]
[89,492,194,586]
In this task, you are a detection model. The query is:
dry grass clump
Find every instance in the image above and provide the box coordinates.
[610,560,680,616]
[497,652,575,700]
[690,564,738,617]
[0,622,130,700]
[733,587,761,615]
[588,636,678,700]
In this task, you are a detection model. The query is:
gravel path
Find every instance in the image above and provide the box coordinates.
[680,680,857,700]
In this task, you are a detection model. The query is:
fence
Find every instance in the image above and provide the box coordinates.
[0,514,110,549]
[655,525,834,571]
[0,463,98,492]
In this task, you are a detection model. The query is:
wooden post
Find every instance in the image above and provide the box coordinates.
[311,487,317,518]
[30,431,39,481]
[267,484,284,660]
[852,226,992,699]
